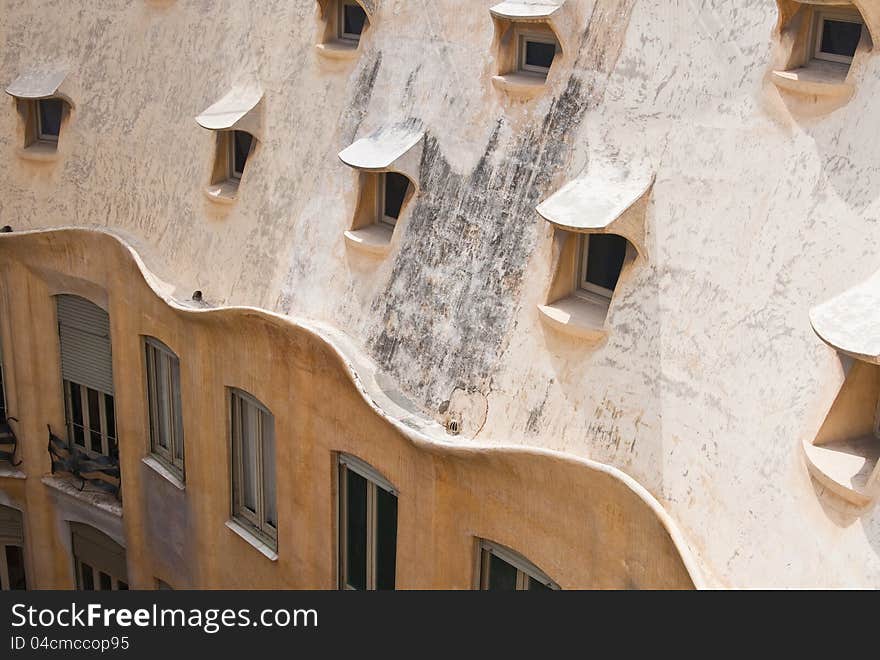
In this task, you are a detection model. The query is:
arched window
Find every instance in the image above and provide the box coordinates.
[478,539,559,590]
[70,522,127,590]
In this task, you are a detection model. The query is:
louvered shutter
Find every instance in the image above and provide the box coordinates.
[55,295,114,395]
[0,505,23,546]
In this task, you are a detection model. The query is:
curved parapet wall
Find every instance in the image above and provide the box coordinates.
[0,228,703,589]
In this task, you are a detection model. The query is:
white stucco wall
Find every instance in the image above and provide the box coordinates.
[2,0,879,587]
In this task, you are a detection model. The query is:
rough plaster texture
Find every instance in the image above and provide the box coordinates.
[0,0,879,587]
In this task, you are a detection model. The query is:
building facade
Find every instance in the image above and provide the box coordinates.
[0,0,878,589]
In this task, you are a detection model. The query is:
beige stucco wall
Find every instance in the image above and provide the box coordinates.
[0,229,696,589]
[1,0,879,587]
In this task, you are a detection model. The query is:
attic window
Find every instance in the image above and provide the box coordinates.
[379,172,409,227]
[316,0,371,59]
[37,98,63,142]
[814,10,863,63]
[771,3,870,103]
[577,234,627,301]
[519,34,557,75]
[230,130,253,181]
[340,0,367,41]
[338,124,424,256]
[5,68,71,160]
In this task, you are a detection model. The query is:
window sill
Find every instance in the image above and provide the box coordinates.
[771,61,855,99]
[0,463,26,479]
[315,39,360,61]
[343,224,394,257]
[18,142,60,162]
[491,72,548,99]
[537,294,609,341]
[225,519,278,561]
[804,435,878,508]
[41,475,123,517]
[141,455,185,491]
[203,180,239,205]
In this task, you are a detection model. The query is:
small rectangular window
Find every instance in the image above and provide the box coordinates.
[519,35,557,75]
[378,172,409,227]
[577,233,627,300]
[64,380,117,458]
[229,131,253,180]
[144,338,185,478]
[340,1,367,41]
[37,98,62,142]
[338,454,398,590]
[814,11,863,64]
[230,389,277,550]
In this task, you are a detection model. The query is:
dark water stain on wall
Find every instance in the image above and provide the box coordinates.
[366,1,637,413]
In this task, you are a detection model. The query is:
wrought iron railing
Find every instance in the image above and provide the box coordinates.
[0,416,21,466]
[47,426,121,500]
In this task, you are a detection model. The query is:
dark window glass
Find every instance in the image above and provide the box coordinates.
[117,580,128,590]
[383,173,409,221]
[343,3,367,37]
[375,487,398,591]
[105,394,118,459]
[88,388,103,453]
[5,545,27,590]
[0,364,6,424]
[232,131,253,177]
[345,470,368,590]
[70,383,85,447]
[821,20,862,57]
[38,99,63,139]
[525,40,556,70]
[487,553,518,590]
[528,577,551,591]
[585,234,627,293]
[99,571,112,591]
[80,562,94,591]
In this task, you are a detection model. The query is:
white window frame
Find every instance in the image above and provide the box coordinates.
[144,337,185,478]
[228,131,253,181]
[478,539,559,590]
[63,379,117,458]
[812,9,864,65]
[338,0,366,42]
[229,389,277,549]
[337,453,398,590]
[575,234,616,301]
[518,32,558,76]
[36,98,60,143]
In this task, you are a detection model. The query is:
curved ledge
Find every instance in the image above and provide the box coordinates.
[344,225,393,257]
[203,181,239,205]
[491,72,547,99]
[5,67,68,100]
[0,227,707,589]
[17,143,60,163]
[771,66,854,99]
[338,123,424,172]
[538,295,608,342]
[41,474,122,518]
[804,435,878,507]
[195,86,263,140]
[315,40,361,60]
[490,1,563,21]
[810,271,880,363]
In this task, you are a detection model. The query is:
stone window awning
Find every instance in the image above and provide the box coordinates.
[536,168,654,258]
[5,67,71,104]
[195,86,263,141]
[810,272,880,363]
[338,123,425,185]
[489,0,565,21]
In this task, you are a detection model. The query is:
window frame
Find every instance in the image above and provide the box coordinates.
[477,539,559,590]
[337,453,398,590]
[143,337,185,478]
[338,0,367,42]
[229,388,277,550]
[36,98,61,143]
[227,130,253,181]
[812,9,864,65]
[63,379,117,458]
[575,234,617,301]
[75,557,127,591]
[518,31,558,76]
[375,172,409,228]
